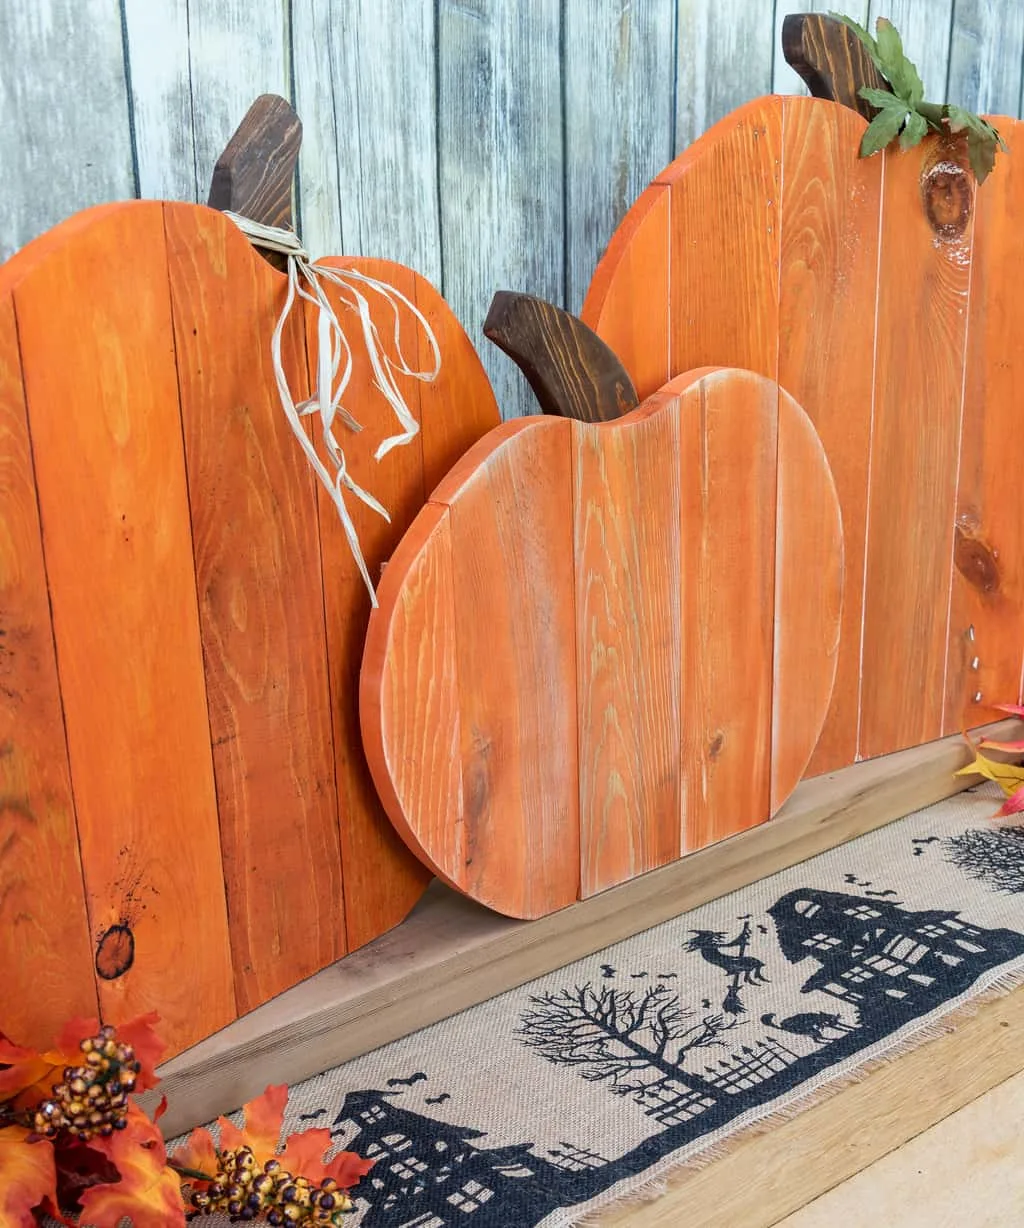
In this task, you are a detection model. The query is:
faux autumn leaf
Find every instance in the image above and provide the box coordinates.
[0,1018,94,1109]
[114,1011,165,1092]
[955,740,1024,817]
[979,704,1024,752]
[77,1103,184,1228]
[216,1083,290,1163]
[169,1125,218,1187]
[51,1136,120,1218]
[278,1126,375,1189]
[0,1124,56,1227]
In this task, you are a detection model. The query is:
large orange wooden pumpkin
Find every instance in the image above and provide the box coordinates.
[0,200,498,1055]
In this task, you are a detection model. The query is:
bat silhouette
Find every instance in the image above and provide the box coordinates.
[298,1109,326,1121]
[425,1093,451,1105]
[913,848,924,856]
[866,889,897,898]
[387,1072,427,1088]
[702,998,711,1008]
[657,972,678,980]
[913,837,939,845]
[630,972,649,979]
[757,925,768,934]
[600,964,616,978]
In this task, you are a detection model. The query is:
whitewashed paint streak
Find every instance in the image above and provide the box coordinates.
[0,0,135,260]
[563,0,676,315]
[122,0,198,202]
[866,0,953,103]
[438,0,563,420]
[947,0,1024,118]
[675,0,775,156]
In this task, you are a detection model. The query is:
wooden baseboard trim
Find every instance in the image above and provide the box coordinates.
[594,982,1024,1226]
[155,720,1018,1138]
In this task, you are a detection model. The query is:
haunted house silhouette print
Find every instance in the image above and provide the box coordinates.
[767,888,1023,1018]
[330,890,1024,1227]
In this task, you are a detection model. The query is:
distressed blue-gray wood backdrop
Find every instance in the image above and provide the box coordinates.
[2,0,1020,416]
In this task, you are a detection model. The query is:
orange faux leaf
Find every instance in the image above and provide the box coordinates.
[278,1126,374,1190]
[78,1104,185,1227]
[170,1125,218,1189]
[0,1035,53,1105]
[115,1012,165,1092]
[217,1084,289,1164]
[0,1124,56,1227]
[324,1146,376,1189]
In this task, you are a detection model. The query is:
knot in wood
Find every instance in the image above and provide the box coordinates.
[954,526,1000,594]
[921,159,972,239]
[95,924,135,980]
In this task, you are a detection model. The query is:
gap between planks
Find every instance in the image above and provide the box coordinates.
[154,719,1019,1139]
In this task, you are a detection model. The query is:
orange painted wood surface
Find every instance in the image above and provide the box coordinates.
[858,136,973,759]
[944,118,1024,730]
[573,401,680,893]
[0,294,98,1043]
[11,203,237,1054]
[677,371,777,849]
[306,257,500,951]
[164,203,346,1014]
[361,367,842,918]
[0,201,501,1052]
[777,96,880,776]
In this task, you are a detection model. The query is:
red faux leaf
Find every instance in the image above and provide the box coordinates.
[116,1012,165,1092]
[217,1084,288,1164]
[994,703,1024,720]
[51,1135,120,1216]
[77,1104,185,1227]
[997,783,1024,817]
[51,1017,100,1055]
[0,1124,56,1227]
[169,1125,218,1189]
[324,1147,376,1189]
[278,1127,374,1190]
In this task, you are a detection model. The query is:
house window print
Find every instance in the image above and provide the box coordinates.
[886,936,928,964]
[863,954,908,977]
[393,1155,430,1181]
[794,899,822,917]
[803,932,842,953]
[401,1215,445,1228]
[845,905,881,919]
[447,1179,493,1212]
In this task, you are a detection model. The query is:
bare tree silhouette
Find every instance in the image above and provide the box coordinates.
[945,826,1024,893]
[517,983,739,1098]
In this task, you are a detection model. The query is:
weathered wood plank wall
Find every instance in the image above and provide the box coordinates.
[2,0,1020,418]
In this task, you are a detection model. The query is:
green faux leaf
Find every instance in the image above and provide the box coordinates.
[830,12,885,76]
[859,86,910,114]
[966,129,998,183]
[860,104,911,157]
[900,109,928,150]
[874,18,925,105]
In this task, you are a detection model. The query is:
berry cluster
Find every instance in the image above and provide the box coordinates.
[32,1024,141,1140]
[187,1146,353,1224]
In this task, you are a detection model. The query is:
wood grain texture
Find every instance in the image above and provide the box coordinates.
[779,9,886,116]
[573,402,681,895]
[0,295,98,1045]
[163,202,345,1014]
[12,202,235,1054]
[665,97,782,383]
[154,718,1022,1140]
[944,118,1024,730]
[678,370,778,849]
[674,0,775,154]
[858,135,973,759]
[947,1,1024,116]
[771,387,844,811]
[438,0,562,420]
[582,183,672,401]
[773,1,871,98]
[445,419,580,918]
[483,291,639,423]
[0,0,135,261]
[207,94,301,234]
[563,0,675,314]
[778,96,881,776]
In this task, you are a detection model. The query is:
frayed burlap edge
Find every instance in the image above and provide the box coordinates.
[564,962,1024,1228]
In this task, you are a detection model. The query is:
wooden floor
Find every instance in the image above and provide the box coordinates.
[776,1066,1024,1226]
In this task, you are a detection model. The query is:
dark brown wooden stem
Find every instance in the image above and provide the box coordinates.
[781,13,891,120]
[207,94,302,269]
[483,291,639,423]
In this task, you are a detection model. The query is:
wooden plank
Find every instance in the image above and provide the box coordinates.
[582,183,672,402]
[679,370,777,849]
[176,2,290,219]
[0,295,98,1046]
[774,2,873,101]
[859,136,973,760]
[674,0,775,155]
[563,0,675,314]
[361,503,464,891]
[163,203,346,1015]
[0,0,135,260]
[444,419,580,917]
[153,717,1022,1141]
[207,95,302,233]
[666,96,783,382]
[121,0,198,201]
[947,0,1024,116]
[573,404,681,895]
[12,202,235,1055]
[771,388,844,810]
[594,985,1024,1226]
[292,0,440,275]
[438,0,562,419]
[944,119,1024,730]
[778,97,882,776]
[865,0,953,100]
[304,257,435,953]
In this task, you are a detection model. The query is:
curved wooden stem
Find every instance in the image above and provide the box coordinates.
[483,291,638,423]
[781,13,890,120]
